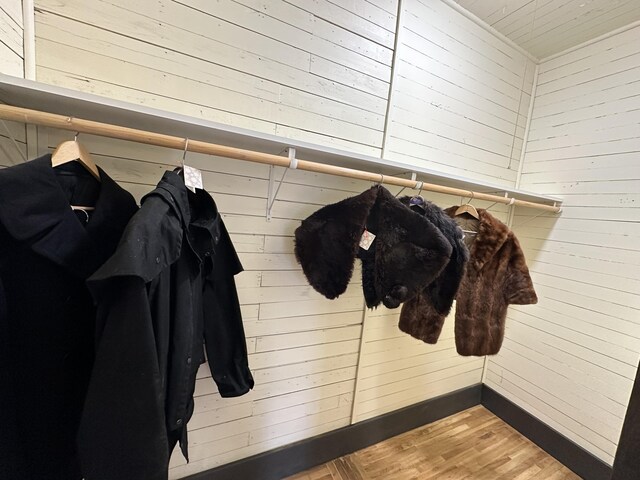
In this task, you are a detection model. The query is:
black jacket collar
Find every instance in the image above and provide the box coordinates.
[0,155,138,278]
[148,170,221,242]
[89,171,222,285]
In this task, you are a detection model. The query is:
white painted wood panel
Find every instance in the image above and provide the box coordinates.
[7,0,579,476]
[0,117,26,166]
[34,0,395,155]
[0,1,23,77]
[384,0,535,187]
[485,25,640,466]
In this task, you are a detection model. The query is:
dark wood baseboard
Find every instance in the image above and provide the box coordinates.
[184,384,482,480]
[482,385,612,480]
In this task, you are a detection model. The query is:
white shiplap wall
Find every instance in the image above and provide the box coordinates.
[0,118,26,167]
[34,0,396,157]
[484,25,640,465]
[383,0,536,187]
[343,0,524,425]
[0,0,22,77]
[6,0,624,476]
[2,0,533,476]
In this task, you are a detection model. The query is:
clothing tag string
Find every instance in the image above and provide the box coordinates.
[181,138,203,193]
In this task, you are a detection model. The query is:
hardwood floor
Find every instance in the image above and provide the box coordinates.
[284,406,580,480]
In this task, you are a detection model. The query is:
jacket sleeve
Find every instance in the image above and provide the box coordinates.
[504,236,538,305]
[203,221,254,397]
[79,277,168,480]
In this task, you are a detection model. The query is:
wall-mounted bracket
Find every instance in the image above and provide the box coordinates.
[266,147,297,222]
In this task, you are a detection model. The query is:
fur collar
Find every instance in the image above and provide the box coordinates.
[444,206,510,271]
[294,186,378,300]
[295,186,452,309]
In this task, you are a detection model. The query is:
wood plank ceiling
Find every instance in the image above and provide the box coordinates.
[454,0,640,59]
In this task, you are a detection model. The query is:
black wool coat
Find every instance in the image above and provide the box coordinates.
[397,196,469,344]
[294,186,453,309]
[0,156,138,480]
[78,171,254,480]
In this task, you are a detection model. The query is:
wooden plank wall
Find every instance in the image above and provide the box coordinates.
[0,0,22,77]
[383,0,536,187]
[33,0,396,157]
[350,0,534,422]
[0,118,26,167]
[484,25,640,466]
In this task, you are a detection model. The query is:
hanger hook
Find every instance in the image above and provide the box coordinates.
[466,191,475,204]
[182,138,190,168]
[414,180,424,197]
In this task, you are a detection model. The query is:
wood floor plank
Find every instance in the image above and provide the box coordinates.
[286,464,335,480]
[283,406,580,480]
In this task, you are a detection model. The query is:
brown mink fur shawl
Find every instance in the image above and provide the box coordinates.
[399,207,538,356]
[294,186,453,310]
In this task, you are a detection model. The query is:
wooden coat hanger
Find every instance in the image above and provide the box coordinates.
[455,192,479,220]
[52,132,100,214]
[51,132,101,182]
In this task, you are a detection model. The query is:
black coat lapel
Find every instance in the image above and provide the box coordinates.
[0,155,137,278]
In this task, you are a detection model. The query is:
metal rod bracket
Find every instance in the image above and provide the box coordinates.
[288,147,297,169]
[266,147,297,221]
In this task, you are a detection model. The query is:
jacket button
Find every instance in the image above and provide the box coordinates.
[156,257,160,263]
[176,419,183,426]
[187,357,192,365]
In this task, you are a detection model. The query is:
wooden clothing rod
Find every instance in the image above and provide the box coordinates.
[0,104,561,213]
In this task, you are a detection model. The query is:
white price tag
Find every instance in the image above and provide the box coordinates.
[359,229,376,250]
[184,165,203,193]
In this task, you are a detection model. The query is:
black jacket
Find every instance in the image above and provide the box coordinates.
[0,156,138,480]
[397,196,469,343]
[294,186,453,309]
[78,170,254,480]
